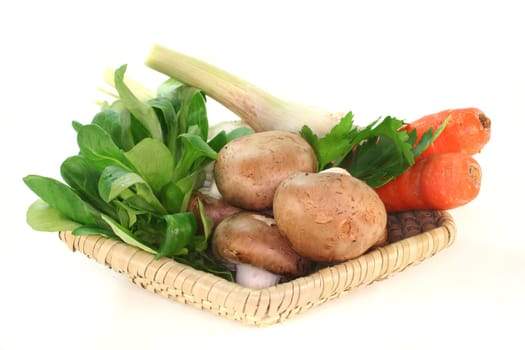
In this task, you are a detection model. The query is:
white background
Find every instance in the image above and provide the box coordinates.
[1,1,524,349]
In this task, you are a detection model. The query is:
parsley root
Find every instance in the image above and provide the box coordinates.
[404,108,491,157]
[374,153,482,212]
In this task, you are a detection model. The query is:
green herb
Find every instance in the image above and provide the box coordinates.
[23,64,248,279]
[301,112,447,187]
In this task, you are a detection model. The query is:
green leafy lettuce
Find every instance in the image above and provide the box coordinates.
[23,65,250,280]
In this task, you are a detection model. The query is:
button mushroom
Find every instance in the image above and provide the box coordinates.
[213,130,317,210]
[273,168,388,263]
[212,211,311,289]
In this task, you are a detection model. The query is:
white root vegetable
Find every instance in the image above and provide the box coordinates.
[145,45,343,135]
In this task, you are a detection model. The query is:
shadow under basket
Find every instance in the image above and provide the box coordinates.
[58,210,456,327]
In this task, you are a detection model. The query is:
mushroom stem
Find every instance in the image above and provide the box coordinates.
[235,264,281,289]
[320,167,351,176]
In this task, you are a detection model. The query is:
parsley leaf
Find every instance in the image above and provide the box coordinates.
[300,112,446,188]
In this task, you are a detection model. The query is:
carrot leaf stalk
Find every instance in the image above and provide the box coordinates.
[145,44,343,135]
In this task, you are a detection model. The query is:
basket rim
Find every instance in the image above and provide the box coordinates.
[58,210,456,326]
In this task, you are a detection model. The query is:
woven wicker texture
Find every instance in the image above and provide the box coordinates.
[58,210,456,326]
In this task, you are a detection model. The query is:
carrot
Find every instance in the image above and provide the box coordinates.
[375,153,482,212]
[404,108,491,157]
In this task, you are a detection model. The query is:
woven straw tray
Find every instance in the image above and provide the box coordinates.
[58,210,456,327]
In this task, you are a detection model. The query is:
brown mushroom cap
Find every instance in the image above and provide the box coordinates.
[273,171,388,263]
[187,190,242,228]
[213,130,317,210]
[212,211,311,277]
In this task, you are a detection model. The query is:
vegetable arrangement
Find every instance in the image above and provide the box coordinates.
[24,45,491,288]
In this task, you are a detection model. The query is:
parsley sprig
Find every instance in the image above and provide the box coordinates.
[300,112,447,188]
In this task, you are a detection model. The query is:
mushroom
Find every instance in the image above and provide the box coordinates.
[212,211,311,289]
[198,120,253,200]
[213,130,317,210]
[273,168,388,263]
[187,190,242,229]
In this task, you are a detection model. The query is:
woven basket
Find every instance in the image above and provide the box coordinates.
[58,210,456,326]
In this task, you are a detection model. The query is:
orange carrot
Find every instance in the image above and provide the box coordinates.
[375,153,482,212]
[404,108,491,157]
